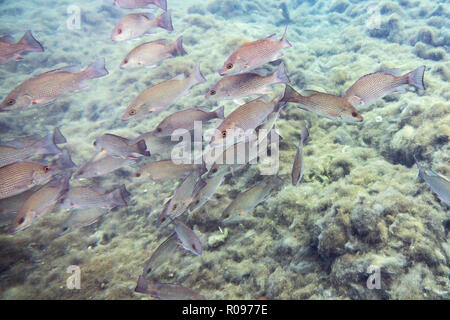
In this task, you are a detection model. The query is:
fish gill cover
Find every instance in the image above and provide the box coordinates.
[0,0,448,300]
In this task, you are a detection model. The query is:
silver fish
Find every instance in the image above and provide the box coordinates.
[11,176,70,233]
[220,175,283,221]
[188,172,225,213]
[1,127,66,149]
[219,27,291,76]
[206,62,290,102]
[153,106,224,137]
[61,184,129,210]
[134,160,199,180]
[59,208,108,235]
[0,131,61,168]
[94,133,150,158]
[291,125,309,186]
[74,151,134,179]
[122,64,206,121]
[414,156,449,206]
[0,161,54,200]
[210,96,279,148]
[0,31,44,64]
[143,232,178,278]
[344,66,426,108]
[157,168,206,226]
[120,37,186,69]
[173,219,203,256]
[111,11,173,42]
[131,131,178,157]
[280,85,363,123]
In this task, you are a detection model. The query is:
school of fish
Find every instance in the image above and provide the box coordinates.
[0,0,446,301]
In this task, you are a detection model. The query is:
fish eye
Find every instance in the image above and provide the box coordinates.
[17,217,25,225]
[226,63,233,70]
[352,112,358,117]
[210,90,216,96]
[61,226,68,232]
[172,204,177,210]
[7,99,15,105]
[93,141,97,146]
[156,128,162,132]
[211,168,218,173]
[195,200,200,205]
[221,130,227,137]
[135,172,141,178]
[129,109,136,116]
[123,59,128,64]
[43,166,50,173]
[117,28,122,35]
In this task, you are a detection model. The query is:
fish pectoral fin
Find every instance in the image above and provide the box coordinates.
[346,95,365,107]
[14,55,24,61]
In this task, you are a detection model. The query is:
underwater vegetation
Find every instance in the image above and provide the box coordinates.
[0,0,449,300]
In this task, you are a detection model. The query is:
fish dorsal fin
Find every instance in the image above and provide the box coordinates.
[172,73,185,80]
[266,33,277,40]
[382,68,401,76]
[196,106,211,113]
[257,95,270,103]
[302,90,321,97]
[42,65,80,75]
[142,12,154,20]
[0,35,14,43]
[147,38,168,46]
[250,68,267,77]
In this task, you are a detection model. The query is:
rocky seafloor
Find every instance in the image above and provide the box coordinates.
[0,0,448,299]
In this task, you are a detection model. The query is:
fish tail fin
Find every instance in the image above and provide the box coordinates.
[107,184,129,208]
[280,25,292,48]
[54,148,76,170]
[280,84,301,104]
[19,31,44,52]
[405,66,426,91]
[135,139,151,157]
[157,11,173,31]
[190,63,206,85]
[135,275,149,294]
[82,58,109,80]
[173,36,187,56]
[214,105,225,119]
[301,125,310,144]
[34,132,62,155]
[413,154,424,180]
[53,127,67,144]
[152,0,167,11]
[272,62,290,84]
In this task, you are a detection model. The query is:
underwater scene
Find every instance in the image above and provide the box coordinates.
[0,0,448,300]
